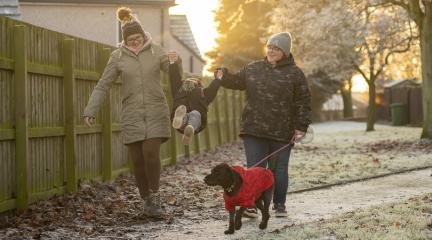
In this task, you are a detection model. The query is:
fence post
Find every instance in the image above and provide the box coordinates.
[170,133,177,165]
[193,133,200,154]
[224,90,232,142]
[184,145,190,158]
[232,91,238,140]
[63,38,77,193]
[99,48,113,181]
[214,94,223,146]
[165,72,177,165]
[204,125,211,151]
[14,25,29,209]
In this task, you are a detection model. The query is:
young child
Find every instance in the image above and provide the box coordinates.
[168,60,223,145]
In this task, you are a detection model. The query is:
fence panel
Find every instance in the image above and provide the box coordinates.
[0,17,244,213]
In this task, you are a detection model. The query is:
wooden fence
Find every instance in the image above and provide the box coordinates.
[0,17,244,213]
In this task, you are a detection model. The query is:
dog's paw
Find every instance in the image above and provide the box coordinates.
[224,229,235,234]
[259,222,268,229]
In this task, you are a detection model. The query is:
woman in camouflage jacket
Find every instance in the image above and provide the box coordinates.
[218,32,312,217]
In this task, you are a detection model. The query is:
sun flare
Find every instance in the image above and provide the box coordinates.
[351,74,368,93]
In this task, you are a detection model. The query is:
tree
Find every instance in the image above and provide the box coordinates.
[270,0,359,120]
[272,0,415,130]
[205,0,274,72]
[379,0,432,138]
[352,2,415,131]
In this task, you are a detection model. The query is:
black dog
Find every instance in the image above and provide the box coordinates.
[204,163,274,234]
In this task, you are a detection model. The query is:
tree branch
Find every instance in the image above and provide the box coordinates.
[353,63,371,85]
[386,0,409,10]
[383,0,424,27]
[407,0,425,27]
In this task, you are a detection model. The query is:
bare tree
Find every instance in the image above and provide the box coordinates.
[379,0,432,138]
[353,2,415,130]
[270,1,358,120]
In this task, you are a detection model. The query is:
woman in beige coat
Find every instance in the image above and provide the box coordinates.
[83,7,181,217]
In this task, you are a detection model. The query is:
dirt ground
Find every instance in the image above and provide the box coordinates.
[0,121,431,239]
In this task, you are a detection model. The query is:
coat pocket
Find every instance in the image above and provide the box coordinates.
[120,94,144,124]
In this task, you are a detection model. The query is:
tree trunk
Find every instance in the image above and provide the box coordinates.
[420,4,432,139]
[341,80,354,118]
[366,80,376,131]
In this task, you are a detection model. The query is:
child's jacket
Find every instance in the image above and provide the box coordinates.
[169,64,221,133]
[223,166,274,212]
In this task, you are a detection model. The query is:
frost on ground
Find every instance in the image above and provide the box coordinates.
[268,192,432,240]
[0,121,431,239]
[290,122,431,190]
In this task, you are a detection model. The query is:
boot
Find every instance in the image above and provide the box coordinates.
[143,191,164,217]
[172,105,187,129]
[182,125,195,145]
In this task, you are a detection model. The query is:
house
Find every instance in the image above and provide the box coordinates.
[169,14,205,74]
[0,0,21,19]
[378,79,422,124]
[18,0,205,74]
[321,92,368,121]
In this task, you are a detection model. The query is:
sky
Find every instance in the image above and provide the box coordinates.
[169,0,219,54]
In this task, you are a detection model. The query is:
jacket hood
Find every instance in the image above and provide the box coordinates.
[265,53,295,68]
[121,31,153,54]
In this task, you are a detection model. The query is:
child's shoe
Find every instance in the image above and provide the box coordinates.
[182,125,194,145]
[172,105,187,129]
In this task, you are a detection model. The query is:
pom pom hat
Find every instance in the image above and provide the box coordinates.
[117,7,145,42]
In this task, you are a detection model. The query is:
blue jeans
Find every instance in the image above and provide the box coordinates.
[183,110,201,130]
[243,135,292,205]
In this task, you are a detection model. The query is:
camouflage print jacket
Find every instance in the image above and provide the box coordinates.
[220,54,311,143]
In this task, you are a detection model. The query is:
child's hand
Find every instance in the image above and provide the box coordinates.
[168,51,179,64]
[84,116,95,128]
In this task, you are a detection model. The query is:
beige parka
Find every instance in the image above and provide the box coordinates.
[83,33,182,144]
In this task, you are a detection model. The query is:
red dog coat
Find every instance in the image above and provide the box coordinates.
[223,166,274,212]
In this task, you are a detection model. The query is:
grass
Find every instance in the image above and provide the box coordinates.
[289,124,432,191]
[269,193,432,240]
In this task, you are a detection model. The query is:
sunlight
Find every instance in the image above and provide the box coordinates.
[351,74,368,93]
[170,0,219,54]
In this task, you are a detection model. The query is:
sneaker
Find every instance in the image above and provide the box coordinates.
[242,207,259,218]
[172,105,187,129]
[143,191,164,217]
[274,203,287,217]
[182,125,194,145]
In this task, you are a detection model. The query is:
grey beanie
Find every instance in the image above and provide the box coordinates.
[267,32,292,56]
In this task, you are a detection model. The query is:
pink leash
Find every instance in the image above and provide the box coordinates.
[249,135,296,168]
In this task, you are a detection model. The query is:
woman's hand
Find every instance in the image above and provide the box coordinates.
[294,130,306,143]
[84,116,95,128]
[168,51,179,64]
[216,69,224,80]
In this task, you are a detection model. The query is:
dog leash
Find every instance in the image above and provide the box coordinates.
[249,135,296,168]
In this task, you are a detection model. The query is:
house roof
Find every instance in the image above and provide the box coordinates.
[384,78,421,88]
[170,14,204,62]
[0,0,20,18]
[19,0,175,5]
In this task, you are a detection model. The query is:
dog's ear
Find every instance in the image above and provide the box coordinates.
[229,167,242,183]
